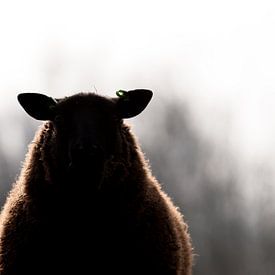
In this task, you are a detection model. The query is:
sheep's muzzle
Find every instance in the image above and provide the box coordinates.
[68,142,106,188]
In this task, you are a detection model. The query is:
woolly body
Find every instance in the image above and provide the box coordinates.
[0,91,193,274]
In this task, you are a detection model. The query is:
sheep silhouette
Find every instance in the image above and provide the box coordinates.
[0,90,193,274]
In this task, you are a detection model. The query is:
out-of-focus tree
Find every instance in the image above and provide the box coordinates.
[0,140,11,205]
[141,101,275,274]
[0,116,38,207]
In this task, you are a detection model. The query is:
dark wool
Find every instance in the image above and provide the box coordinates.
[0,92,193,274]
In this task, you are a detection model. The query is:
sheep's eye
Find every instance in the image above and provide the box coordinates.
[113,116,123,125]
[54,115,64,124]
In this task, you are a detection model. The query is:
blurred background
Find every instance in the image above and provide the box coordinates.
[0,0,275,274]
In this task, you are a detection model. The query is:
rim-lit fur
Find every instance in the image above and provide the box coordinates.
[0,93,193,274]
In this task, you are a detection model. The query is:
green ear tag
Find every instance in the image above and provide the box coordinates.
[116,90,130,101]
[116,90,127,97]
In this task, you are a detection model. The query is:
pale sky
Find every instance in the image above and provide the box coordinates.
[1,0,275,165]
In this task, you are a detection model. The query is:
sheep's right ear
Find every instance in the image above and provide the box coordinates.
[17,93,57,121]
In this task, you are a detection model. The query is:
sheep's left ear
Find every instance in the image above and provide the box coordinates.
[115,89,153,119]
[17,93,57,121]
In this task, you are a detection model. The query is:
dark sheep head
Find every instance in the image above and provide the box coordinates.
[17,90,152,189]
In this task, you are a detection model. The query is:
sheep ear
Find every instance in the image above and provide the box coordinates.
[17,93,57,121]
[116,89,153,118]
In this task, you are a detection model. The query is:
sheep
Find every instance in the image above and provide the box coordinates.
[0,89,193,274]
